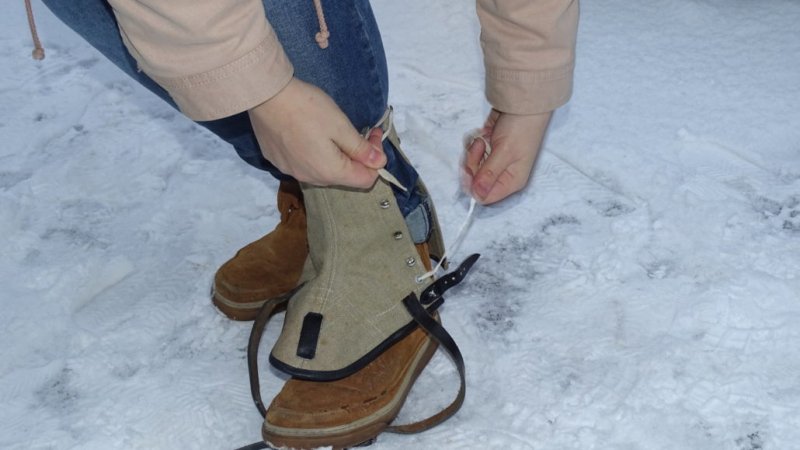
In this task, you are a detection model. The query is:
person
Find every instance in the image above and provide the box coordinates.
[38,0,579,448]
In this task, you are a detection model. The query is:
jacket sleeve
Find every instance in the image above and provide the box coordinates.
[477,0,579,115]
[107,0,294,121]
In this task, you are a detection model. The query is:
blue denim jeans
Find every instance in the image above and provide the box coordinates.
[41,0,422,218]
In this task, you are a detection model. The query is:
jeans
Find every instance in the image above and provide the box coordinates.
[41,0,423,218]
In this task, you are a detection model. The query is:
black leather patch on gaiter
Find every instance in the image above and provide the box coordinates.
[296,312,323,359]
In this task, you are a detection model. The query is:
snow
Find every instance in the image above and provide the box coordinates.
[2,0,800,449]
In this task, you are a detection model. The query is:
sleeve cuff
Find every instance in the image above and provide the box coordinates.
[149,35,294,121]
[485,63,574,115]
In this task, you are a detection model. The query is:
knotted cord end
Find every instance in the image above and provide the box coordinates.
[315,31,330,49]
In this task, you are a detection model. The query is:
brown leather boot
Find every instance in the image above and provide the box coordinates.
[211,180,308,321]
[262,244,439,450]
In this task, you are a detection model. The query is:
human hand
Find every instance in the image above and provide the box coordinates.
[463,109,552,204]
[248,78,386,188]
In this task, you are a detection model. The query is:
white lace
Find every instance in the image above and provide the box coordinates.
[365,110,488,283]
[371,108,407,192]
[416,131,489,282]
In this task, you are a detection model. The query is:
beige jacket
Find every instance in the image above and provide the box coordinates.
[107,0,578,121]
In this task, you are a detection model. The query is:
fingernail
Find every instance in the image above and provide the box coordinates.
[368,146,382,164]
[474,181,490,199]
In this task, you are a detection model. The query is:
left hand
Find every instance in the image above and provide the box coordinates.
[248,78,387,188]
[464,109,552,204]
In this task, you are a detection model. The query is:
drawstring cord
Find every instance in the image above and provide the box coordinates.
[417,197,478,283]
[365,108,488,283]
[312,0,330,49]
[25,0,45,60]
[371,108,408,193]
[416,132,490,283]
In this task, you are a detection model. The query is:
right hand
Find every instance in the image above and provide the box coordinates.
[463,109,552,204]
[248,78,387,188]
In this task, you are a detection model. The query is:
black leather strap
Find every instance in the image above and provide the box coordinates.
[420,253,480,306]
[296,312,324,359]
[386,253,480,434]
[247,295,291,418]
[234,295,292,450]
[386,292,466,434]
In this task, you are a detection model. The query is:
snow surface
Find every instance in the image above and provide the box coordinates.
[3,1,800,449]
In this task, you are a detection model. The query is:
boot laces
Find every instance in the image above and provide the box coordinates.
[416,132,489,283]
[365,108,489,284]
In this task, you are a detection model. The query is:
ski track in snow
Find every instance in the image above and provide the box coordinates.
[2,0,800,449]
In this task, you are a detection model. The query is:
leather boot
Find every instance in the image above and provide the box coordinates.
[262,244,439,450]
[211,180,308,321]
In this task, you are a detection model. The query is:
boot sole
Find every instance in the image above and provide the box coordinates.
[261,334,439,450]
[211,284,284,321]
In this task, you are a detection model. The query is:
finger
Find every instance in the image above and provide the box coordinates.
[471,145,515,201]
[311,145,379,189]
[480,169,521,204]
[333,159,380,189]
[366,128,386,166]
[464,137,487,177]
[333,123,386,169]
